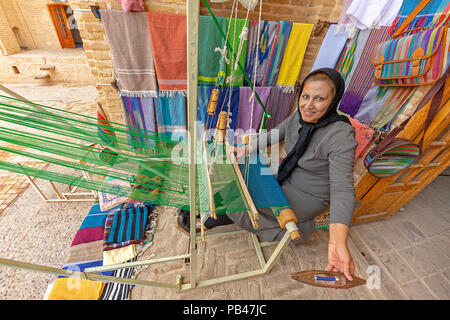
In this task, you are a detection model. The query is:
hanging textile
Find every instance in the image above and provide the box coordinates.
[245,20,280,87]
[264,86,299,131]
[225,17,249,87]
[198,15,227,86]
[265,21,292,87]
[312,24,348,71]
[353,0,450,130]
[147,11,187,96]
[101,10,157,98]
[354,84,416,131]
[154,94,187,141]
[389,0,450,36]
[235,86,273,141]
[197,86,240,140]
[276,23,314,93]
[336,0,357,38]
[345,0,404,30]
[338,27,391,117]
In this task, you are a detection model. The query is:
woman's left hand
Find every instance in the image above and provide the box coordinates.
[325,242,355,281]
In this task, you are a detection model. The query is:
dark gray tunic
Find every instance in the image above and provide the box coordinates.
[226,111,357,242]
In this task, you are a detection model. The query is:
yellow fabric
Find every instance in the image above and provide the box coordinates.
[103,244,137,266]
[47,278,104,300]
[277,23,314,89]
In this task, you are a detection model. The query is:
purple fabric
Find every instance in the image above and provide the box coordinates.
[264,86,299,130]
[236,87,273,134]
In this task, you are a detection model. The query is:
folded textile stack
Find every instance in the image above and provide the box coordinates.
[46,200,158,300]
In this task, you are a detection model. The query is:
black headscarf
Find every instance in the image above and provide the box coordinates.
[276,68,350,184]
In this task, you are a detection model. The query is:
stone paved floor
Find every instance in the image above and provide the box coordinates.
[0,84,448,300]
[129,172,449,300]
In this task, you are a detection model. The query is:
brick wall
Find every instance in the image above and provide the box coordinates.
[69,0,343,124]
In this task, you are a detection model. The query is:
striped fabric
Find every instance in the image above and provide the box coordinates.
[264,86,298,130]
[103,213,144,250]
[388,0,450,36]
[373,26,450,86]
[106,207,149,245]
[355,85,416,131]
[245,20,292,87]
[154,94,187,141]
[100,257,137,300]
[338,27,391,117]
[365,142,421,177]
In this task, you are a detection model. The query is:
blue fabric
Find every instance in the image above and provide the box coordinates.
[62,259,114,277]
[80,203,123,229]
[311,24,348,71]
[197,86,240,141]
[154,94,186,141]
[107,207,148,244]
[239,152,290,208]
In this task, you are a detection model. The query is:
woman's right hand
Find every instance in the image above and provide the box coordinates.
[226,145,248,159]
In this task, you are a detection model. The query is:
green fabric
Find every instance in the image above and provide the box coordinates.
[198,15,227,86]
[224,18,249,87]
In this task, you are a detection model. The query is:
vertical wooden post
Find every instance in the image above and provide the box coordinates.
[187,0,200,289]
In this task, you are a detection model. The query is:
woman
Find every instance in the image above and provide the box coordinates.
[179,68,358,280]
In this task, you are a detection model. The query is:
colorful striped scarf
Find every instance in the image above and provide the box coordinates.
[266,21,292,87]
[245,20,281,87]
[106,206,149,245]
[355,84,416,131]
[121,95,157,149]
[264,86,299,131]
[101,10,158,98]
[276,23,314,92]
[198,15,227,86]
[389,0,450,36]
[338,26,391,117]
[147,11,187,96]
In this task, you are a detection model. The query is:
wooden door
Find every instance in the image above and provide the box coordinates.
[47,3,75,49]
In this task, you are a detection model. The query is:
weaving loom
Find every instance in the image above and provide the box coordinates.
[0,0,307,292]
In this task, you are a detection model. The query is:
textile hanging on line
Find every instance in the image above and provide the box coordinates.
[153,94,187,141]
[235,86,273,142]
[338,26,391,117]
[276,23,314,93]
[147,11,187,96]
[345,0,403,30]
[264,86,299,131]
[245,20,289,87]
[311,24,348,71]
[198,15,227,86]
[389,0,450,36]
[197,85,240,140]
[224,17,249,87]
[353,0,450,130]
[101,10,158,98]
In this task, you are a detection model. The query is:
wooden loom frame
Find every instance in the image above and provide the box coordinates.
[0,0,300,292]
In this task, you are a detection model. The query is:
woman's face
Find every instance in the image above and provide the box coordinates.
[298,80,334,123]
